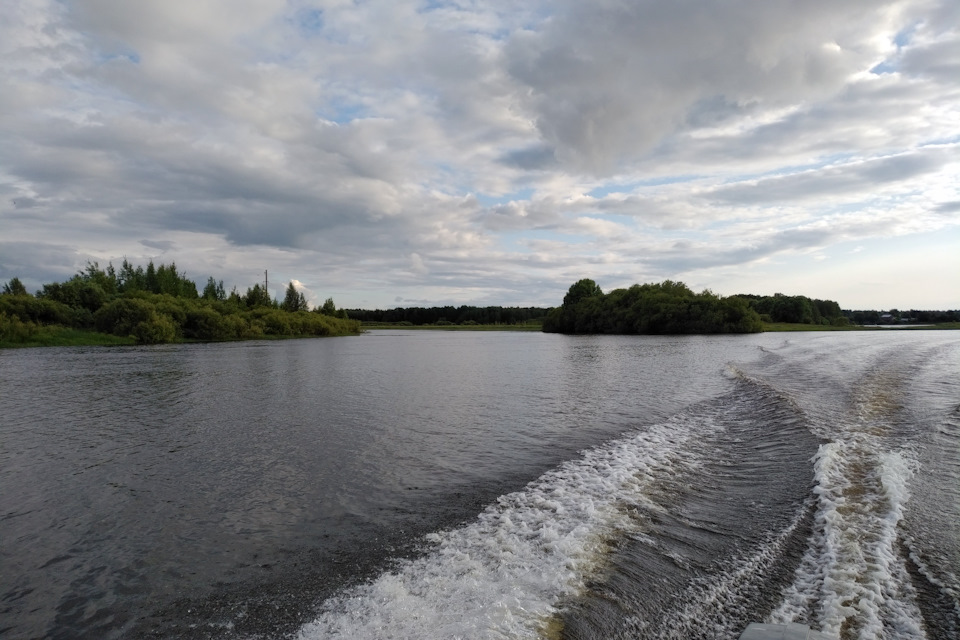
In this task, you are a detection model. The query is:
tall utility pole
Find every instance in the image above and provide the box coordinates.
[264,270,268,302]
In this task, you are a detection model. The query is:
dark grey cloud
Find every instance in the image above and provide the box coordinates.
[0,241,88,293]
[139,239,175,251]
[935,201,960,213]
[12,198,38,209]
[498,145,558,171]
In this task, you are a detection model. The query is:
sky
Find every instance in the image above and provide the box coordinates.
[1,0,958,311]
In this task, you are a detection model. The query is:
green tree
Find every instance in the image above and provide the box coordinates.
[118,259,145,292]
[94,298,158,336]
[319,297,337,316]
[202,277,226,301]
[281,281,308,312]
[82,262,118,295]
[244,283,272,308]
[131,313,178,344]
[2,277,28,296]
[145,261,159,293]
[562,278,603,308]
[544,279,762,334]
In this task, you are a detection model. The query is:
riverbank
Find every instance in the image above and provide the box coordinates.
[5,321,958,349]
[0,326,360,349]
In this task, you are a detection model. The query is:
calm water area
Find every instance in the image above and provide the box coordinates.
[1,330,958,639]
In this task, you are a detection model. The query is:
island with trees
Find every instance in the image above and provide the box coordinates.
[542,278,958,334]
[0,261,359,347]
[542,279,764,334]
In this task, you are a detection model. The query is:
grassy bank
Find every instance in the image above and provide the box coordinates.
[1,322,361,350]
[0,326,136,349]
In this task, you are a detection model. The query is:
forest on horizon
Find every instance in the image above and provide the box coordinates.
[3,265,957,346]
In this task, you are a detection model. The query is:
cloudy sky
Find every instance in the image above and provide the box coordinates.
[2,0,958,310]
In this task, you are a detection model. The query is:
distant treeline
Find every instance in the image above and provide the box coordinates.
[344,306,548,326]
[734,293,846,325]
[0,262,359,345]
[543,279,763,334]
[845,309,959,324]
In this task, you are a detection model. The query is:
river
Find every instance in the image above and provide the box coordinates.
[1,330,957,639]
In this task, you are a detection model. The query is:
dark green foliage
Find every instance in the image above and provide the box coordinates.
[112,259,198,297]
[734,292,846,325]
[562,278,603,307]
[244,284,274,308]
[0,294,80,326]
[543,280,763,334]
[282,282,309,312]
[1,262,360,347]
[82,262,118,296]
[131,313,178,344]
[94,298,160,337]
[38,278,108,314]
[344,305,548,325]
[183,306,221,340]
[319,297,337,316]
[202,277,226,301]
[0,311,39,342]
[2,277,28,296]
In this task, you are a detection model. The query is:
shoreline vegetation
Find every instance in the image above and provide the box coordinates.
[0,262,360,349]
[540,278,958,335]
[543,279,764,334]
[2,270,957,349]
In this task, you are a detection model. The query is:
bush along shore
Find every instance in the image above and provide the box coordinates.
[543,279,764,334]
[0,263,360,348]
[542,279,856,334]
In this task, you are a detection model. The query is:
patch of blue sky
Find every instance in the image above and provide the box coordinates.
[866,21,918,75]
[315,102,368,125]
[95,50,140,65]
[870,60,897,75]
[417,0,449,13]
[295,8,324,35]
[587,175,703,198]
[922,134,960,147]
[716,152,865,185]
[893,23,918,48]
[475,188,535,208]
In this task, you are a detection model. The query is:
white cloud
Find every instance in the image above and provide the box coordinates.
[0,0,958,310]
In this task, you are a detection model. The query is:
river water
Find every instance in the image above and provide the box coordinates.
[1,331,957,639]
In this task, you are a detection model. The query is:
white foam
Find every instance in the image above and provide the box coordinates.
[297,416,719,640]
[771,437,926,639]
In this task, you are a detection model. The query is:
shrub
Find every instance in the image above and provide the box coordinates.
[0,311,39,343]
[131,314,178,344]
[0,295,78,326]
[184,306,231,341]
[94,298,158,336]
[152,294,188,328]
[261,310,292,336]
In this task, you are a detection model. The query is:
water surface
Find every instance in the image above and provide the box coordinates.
[1,331,957,639]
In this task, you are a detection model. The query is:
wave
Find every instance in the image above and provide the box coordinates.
[297,414,722,640]
[767,360,948,639]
